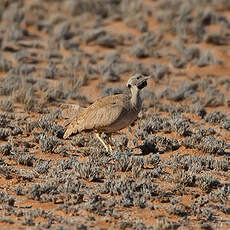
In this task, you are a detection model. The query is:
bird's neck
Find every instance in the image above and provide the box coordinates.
[130,87,142,109]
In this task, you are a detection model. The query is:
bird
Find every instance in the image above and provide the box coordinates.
[61,104,85,127]
[63,73,150,152]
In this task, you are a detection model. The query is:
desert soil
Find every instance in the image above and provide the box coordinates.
[0,0,230,229]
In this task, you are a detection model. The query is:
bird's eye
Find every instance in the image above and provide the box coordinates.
[137,75,141,80]
[128,84,131,88]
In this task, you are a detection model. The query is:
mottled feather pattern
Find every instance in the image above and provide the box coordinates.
[63,94,135,138]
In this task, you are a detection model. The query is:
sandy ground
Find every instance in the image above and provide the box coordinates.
[0,0,230,229]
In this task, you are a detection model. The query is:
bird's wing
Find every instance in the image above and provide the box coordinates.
[63,95,129,138]
[61,104,86,127]
[79,103,127,130]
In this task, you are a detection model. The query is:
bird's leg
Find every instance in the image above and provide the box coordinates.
[106,134,113,152]
[95,133,110,152]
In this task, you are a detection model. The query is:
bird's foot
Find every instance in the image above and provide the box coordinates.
[108,144,113,153]
[95,133,113,153]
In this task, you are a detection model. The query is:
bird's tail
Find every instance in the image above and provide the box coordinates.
[63,122,80,139]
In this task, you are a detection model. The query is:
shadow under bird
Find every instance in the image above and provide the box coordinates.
[63,73,150,152]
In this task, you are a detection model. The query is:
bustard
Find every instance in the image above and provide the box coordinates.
[63,73,150,152]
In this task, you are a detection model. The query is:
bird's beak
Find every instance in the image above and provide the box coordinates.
[139,76,151,84]
[143,76,151,81]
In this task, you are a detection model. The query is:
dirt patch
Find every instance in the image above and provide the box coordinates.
[0,0,229,229]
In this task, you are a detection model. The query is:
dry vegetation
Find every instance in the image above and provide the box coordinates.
[0,0,230,229]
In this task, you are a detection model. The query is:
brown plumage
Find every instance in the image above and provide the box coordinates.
[63,74,150,151]
[61,104,85,127]
[64,94,138,138]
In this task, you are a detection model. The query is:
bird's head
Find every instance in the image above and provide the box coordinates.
[127,73,150,90]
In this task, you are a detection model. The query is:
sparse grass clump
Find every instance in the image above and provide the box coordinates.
[0,56,12,72]
[170,113,192,136]
[153,218,180,230]
[43,86,69,103]
[0,74,20,96]
[182,133,227,155]
[38,117,65,138]
[198,174,221,192]
[16,154,34,167]
[140,135,180,154]
[205,111,226,124]
[35,159,51,174]
[199,136,227,155]
[0,99,14,112]
[0,128,11,140]
[39,134,60,153]
[197,50,221,67]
